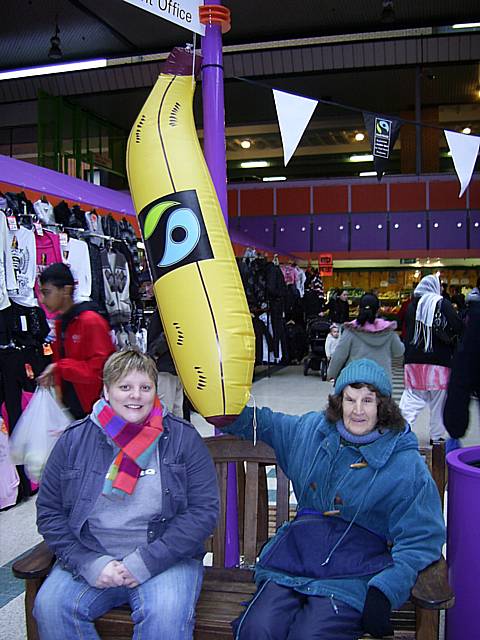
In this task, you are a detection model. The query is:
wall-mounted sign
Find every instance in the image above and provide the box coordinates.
[380,280,389,287]
[343,280,351,287]
[121,0,205,35]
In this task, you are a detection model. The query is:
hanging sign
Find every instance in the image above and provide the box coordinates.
[318,253,333,276]
[363,113,401,181]
[121,0,205,36]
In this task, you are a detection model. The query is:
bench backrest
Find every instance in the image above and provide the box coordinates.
[205,435,446,569]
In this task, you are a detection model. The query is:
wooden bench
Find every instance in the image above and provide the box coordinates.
[13,436,454,640]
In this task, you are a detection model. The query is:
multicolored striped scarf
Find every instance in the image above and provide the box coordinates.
[92,396,164,498]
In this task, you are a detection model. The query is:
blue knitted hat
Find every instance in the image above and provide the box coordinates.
[334,358,391,397]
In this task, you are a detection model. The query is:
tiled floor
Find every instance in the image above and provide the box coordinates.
[1,363,479,639]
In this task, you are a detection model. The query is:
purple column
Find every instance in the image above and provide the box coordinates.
[201,2,239,568]
[446,446,480,639]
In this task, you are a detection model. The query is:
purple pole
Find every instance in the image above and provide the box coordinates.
[201,2,239,568]
[446,446,480,639]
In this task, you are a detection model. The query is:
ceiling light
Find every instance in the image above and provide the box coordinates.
[48,20,63,60]
[262,176,286,182]
[354,132,365,141]
[350,154,374,163]
[240,160,269,168]
[462,127,472,135]
[0,58,107,81]
[380,0,395,24]
[240,140,251,149]
[359,171,377,177]
[452,23,480,29]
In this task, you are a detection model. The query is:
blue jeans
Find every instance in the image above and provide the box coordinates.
[33,560,204,640]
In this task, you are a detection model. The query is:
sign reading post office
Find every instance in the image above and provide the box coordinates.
[122,0,205,36]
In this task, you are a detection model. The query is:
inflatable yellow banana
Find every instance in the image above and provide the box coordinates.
[126,66,255,419]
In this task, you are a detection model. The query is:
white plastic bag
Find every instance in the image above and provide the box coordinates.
[9,387,72,483]
[0,420,19,508]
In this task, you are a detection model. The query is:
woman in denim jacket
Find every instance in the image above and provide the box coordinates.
[34,349,219,640]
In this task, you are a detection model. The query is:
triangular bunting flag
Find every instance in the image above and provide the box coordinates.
[444,130,480,198]
[273,89,317,166]
[363,113,401,181]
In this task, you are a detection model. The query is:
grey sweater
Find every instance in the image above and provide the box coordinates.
[327,318,404,381]
[79,435,163,586]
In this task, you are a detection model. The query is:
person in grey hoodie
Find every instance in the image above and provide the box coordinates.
[327,293,404,381]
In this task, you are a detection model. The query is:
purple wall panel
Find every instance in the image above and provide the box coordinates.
[276,215,311,253]
[350,213,387,251]
[390,212,427,251]
[469,210,480,249]
[429,211,467,250]
[312,214,349,252]
[237,216,274,248]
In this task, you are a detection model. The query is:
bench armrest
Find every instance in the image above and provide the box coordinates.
[411,555,455,610]
[12,541,55,580]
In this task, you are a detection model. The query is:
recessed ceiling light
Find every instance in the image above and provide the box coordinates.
[262,176,286,182]
[354,132,365,142]
[350,154,374,163]
[240,160,269,168]
[240,140,251,149]
[462,127,472,135]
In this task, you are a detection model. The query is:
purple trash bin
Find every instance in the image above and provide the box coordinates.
[446,446,480,640]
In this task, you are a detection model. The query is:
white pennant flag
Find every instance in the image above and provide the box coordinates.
[444,130,480,198]
[273,89,317,166]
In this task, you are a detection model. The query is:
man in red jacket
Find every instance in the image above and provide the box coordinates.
[37,263,114,418]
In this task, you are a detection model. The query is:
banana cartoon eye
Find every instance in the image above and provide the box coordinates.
[157,208,201,267]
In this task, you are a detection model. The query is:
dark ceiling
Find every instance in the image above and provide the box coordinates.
[0,1,479,183]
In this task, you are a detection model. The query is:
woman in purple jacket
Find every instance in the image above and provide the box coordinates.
[34,349,219,640]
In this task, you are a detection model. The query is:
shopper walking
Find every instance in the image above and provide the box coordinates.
[399,274,463,443]
[443,290,480,441]
[327,293,404,381]
[328,289,350,326]
[37,263,114,418]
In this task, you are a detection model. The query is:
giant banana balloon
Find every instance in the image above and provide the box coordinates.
[126,61,255,420]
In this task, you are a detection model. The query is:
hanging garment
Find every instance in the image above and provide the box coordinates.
[119,217,141,273]
[9,226,37,307]
[62,237,92,303]
[85,240,107,315]
[33,200,55,226]
[0,213,18,310]
[85,210,103,246]
[100,248,132,325]
[34,229,63,320]
[294,266,307,298]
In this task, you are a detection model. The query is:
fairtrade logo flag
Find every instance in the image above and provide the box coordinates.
[273,89,317,166]
[363,112,401,180]
[444,130,480,198]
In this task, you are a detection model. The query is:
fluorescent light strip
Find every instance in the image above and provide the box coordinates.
[359,171,377,177]
[0,59,107,81]
[452,23,480,29]
[240,160,269,168]
[349,154,374,163]
[262,176,286,182]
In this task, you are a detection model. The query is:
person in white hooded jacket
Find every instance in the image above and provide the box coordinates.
[327,293,404,381]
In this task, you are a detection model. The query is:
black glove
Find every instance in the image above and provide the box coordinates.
[361,587,393,638]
